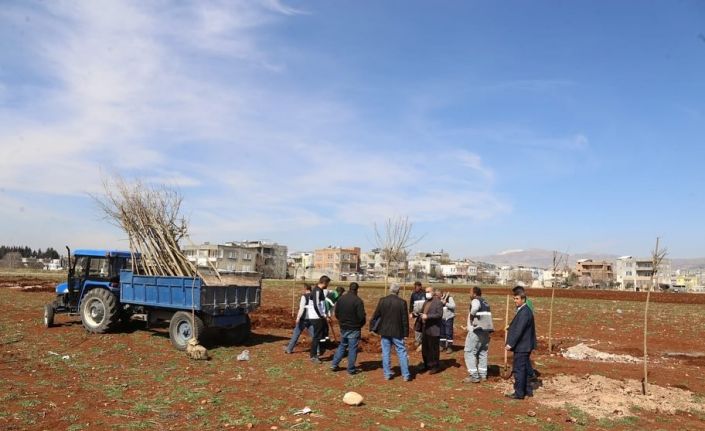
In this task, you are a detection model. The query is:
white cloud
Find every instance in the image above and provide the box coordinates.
[456,150,495,181]
[0,0,509,249]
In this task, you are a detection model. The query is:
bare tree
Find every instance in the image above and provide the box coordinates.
[94,175,199,278]
[548,250,567,353]
[643,237,667,395]
[374,216,421,293]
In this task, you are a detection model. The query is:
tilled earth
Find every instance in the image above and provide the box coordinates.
[1,276,705,430]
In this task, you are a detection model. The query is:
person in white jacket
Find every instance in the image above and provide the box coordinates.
[284,284,313,354]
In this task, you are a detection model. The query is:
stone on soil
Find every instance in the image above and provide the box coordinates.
[343,391,364,406]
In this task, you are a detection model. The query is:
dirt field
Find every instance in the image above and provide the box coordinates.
[1,275,704,430]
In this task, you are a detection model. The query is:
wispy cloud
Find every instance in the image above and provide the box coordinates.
[456,150,495,181]
[0,0,509,249]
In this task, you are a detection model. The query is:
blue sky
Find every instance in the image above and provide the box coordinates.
[1,1,704,258]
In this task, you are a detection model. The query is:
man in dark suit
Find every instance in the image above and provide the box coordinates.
[371,283,411,381]
[505,286,537,399]
[419,286,444,374]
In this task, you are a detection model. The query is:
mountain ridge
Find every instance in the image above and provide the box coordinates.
[472,248,705,271]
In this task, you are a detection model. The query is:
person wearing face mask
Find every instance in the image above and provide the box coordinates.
[418,287,444,374]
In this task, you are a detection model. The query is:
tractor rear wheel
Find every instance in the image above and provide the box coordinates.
[169,311,205,351]
[44,303,55,328]
[80,288,120,333]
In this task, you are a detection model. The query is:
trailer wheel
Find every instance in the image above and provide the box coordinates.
[80,288,120,333]
[169,311,205,351]
[44,303,55,328]
[222,315,251,345]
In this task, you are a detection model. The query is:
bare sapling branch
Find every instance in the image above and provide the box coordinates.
[374,216,422,293]
[93,175,200,280]
[643,237,667,395]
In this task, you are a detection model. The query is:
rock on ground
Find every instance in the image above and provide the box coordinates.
[343,391,364,406]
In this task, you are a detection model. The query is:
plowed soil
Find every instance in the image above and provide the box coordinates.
[1,275,704,430]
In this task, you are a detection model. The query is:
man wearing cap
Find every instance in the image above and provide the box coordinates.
[331,282,366,375]
[371,283,411,381]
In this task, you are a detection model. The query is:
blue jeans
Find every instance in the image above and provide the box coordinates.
[332,329,360,373]
[285,319,313,353]
[381,337,410,380]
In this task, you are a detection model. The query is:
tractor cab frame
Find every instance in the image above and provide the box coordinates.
[44,248,135,326]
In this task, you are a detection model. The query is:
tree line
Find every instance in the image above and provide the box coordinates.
[0,246,60,260]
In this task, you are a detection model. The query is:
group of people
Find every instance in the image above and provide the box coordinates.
[284,276,537,399]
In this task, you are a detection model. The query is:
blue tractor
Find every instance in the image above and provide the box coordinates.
[44,247,261,350]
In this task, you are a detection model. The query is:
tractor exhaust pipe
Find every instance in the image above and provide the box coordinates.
[65,246,73,295]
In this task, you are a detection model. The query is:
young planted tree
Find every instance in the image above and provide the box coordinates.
[374,216,421,294]
[547,250,567,353]
[643,237,667,395]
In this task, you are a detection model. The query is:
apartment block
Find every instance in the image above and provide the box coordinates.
[183,240,288,278]
[575,259,614,286]
[313,246,361,276]
[614,256,671,290]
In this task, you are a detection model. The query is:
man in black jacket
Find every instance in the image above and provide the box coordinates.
[331,282,366,375]
[505,287,537,399]
[371,283,411,381]
[419,287,444,374]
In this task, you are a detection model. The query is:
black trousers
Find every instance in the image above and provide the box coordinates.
[513,351,533,397]
[422,335,440,369]
[310,319,326,358]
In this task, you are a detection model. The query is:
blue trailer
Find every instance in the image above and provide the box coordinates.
[44,248,261,350]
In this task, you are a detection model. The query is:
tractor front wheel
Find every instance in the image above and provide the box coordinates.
[44,303,55,328]
[169,311,205,351]
[80,288,120,333]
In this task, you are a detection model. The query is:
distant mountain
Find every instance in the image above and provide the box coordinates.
[670,258,705,271]
[473,248,705,271]
[474,248,618,269]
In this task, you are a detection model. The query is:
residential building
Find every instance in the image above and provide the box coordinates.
[360,248,385,279]
[238,240,288,279]
[407,251,449,279]
[44,259,62,271]
[675,274,700,292]
[614,256,671,290]
[288,251,314,279]
[440,261,478,281]
[289,251,314,270]
[575,259,614,287]
[183,240,288,278]
[313,246,361,278]
[498,266,513,285]
[541,268,571,288]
